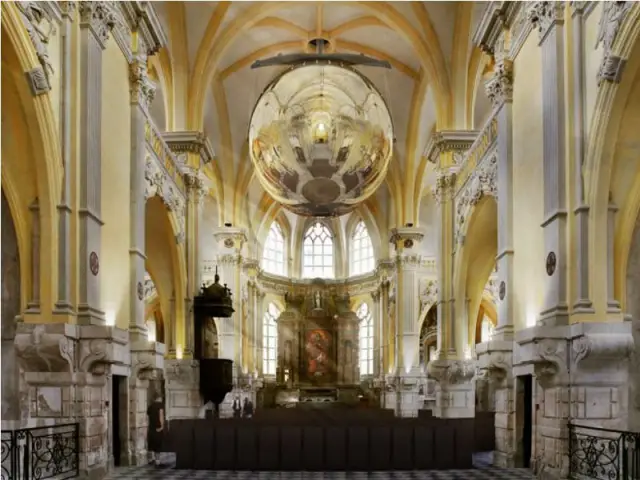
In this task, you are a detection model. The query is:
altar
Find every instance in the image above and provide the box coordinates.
[275,285,360,404]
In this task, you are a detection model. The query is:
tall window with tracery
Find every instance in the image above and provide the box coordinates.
[262,222,286,276]
[350,220,374,275]
[263,303,280,375]
[357,303,373,376]
[302,222,334,278]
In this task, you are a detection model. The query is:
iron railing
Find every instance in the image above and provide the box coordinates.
[0,423,79,480]
[569,423,640,479]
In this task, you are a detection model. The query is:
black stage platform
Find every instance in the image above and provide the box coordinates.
[167,411,495,471]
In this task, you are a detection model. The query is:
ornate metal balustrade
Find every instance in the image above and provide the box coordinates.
[569,423,640,479]
[1,423,79,480]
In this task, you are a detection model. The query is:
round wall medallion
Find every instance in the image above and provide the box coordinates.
[224,238,234,248]
[89,252,99,276]
[137,282,144,301]
[499,281,506,300]
[404,239,414,249]
[546,252,557,276]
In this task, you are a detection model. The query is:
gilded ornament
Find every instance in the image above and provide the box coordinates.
[248,64,393,217]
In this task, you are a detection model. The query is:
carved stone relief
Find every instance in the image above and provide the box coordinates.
[454,155,498,247]
[432,171,457,205]
[17,2,55,91]
[144,157,186,244]
[78,1,116,49]
[419,279,438,313]
[595,1,633,84]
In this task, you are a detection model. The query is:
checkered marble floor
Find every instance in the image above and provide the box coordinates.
[106,453,535,480]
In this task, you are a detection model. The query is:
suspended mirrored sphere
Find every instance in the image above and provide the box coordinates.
[249,64,393,217]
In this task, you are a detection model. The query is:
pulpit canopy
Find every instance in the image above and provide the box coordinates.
[195,267,235,318]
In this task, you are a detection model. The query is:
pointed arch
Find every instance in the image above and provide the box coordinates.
[349,219,375,276]
[2,3,63,318]
[301,220,335,279]
[262,221,286,276]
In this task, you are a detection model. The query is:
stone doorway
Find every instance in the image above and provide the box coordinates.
[515,374,533,469]
[111,375,128,467]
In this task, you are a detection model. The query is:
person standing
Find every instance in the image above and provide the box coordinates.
[232,396,242,418]
[147,395,164,466]
[242,397,254,418]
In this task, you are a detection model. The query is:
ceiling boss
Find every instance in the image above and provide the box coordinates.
[248,40,394,217]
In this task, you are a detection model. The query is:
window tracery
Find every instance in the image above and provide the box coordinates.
[262,222,286,276]
[263,302,280,376]
[350,220,374,276]
[357,303,373,376]
[302,221,334,278]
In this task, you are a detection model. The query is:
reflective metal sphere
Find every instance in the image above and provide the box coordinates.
[249,64,393,217]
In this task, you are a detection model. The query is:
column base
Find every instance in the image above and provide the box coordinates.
[164,359,201,419]
[383,369,426,417]
[427,359,476,418]
[514,321,633,476]
[477,340,514,468]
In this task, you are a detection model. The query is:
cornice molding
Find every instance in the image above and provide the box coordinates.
[472,2,521,54]
[423,130,478,165]
[163,131,215,165]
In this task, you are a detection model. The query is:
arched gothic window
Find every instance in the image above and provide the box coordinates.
[263,303,280,375]
[480,316,494,343]
[262,222,285,276]
[350,220,374,275]
[357,303,373,376]
[302,222,334,278]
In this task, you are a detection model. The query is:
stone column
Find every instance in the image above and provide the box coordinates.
[481,44,517,466]
[371,289,381,377]
[164,131,213,356]
[529,2,569,326]
[256,290,266,377]
[54,1,75,318]
[432,171,457,355]
[213,228,247,376]
[128,52,155,342]
[380,281,390,375]
[607,201,622,314]
[427,358,476,418]
[126,348,164,465]
[571,3,594,314]
[485,57,515,340]
[77,1,114,325]
[25,200,41,314]
[164,358,200,419]
[242,260,260,373]
[477,342,514,466]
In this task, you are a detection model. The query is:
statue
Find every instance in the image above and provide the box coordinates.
[203,318,218,358]
[314,291,322,309]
